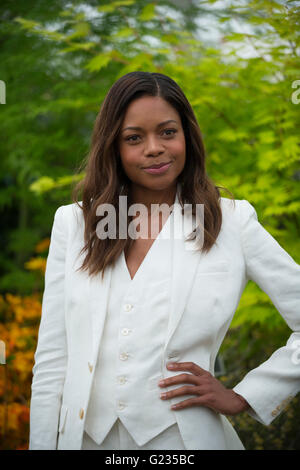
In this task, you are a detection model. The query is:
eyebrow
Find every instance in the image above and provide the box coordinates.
[121,120,178,132]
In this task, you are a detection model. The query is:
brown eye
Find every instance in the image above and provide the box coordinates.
[125,135,140,142]
[164,129,177,136]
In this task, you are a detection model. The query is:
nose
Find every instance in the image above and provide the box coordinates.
[144,135,165,157]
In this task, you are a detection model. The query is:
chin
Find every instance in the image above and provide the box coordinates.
[144,178,178,191]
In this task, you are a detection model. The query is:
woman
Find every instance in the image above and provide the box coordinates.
[29,71,300,450]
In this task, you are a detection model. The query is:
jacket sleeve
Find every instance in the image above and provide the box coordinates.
[232,199,300,425]
[29,205,68,449]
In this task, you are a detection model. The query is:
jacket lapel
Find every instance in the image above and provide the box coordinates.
[163,196,203,352]
[88,264,112,364]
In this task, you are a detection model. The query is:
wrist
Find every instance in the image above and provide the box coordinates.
[234,392,250,412]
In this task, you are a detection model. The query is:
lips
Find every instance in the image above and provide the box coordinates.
[143,161,171,169]
[142,161,172,175]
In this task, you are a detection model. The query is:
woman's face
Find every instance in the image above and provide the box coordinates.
[118,95,186,192]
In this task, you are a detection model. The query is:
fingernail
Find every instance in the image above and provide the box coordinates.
[158,380,165,386]
[167,363,175,368]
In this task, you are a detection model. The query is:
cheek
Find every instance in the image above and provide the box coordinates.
[171,136,186,156]
[119,150,141,179]
[119,144,138,166]
[172,140,186,167]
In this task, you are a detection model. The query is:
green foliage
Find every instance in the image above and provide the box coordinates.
[219,323,300,450]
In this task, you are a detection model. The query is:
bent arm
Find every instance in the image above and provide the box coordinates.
[29,205,68,449]
[233,200,300,425]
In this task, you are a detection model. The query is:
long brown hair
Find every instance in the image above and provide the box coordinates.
[72,71,234,280]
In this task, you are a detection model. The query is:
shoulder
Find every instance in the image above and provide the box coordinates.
[53,201,84,234]
[220,197,257,215]
[219,197,258,232]
[54,201,82,217]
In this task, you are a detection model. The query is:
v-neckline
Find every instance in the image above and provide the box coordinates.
[122,209,173,282]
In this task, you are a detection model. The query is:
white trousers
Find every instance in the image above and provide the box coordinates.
[81,419,186,450]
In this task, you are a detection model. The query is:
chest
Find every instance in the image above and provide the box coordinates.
[124,238,156,280]
[124,213,170,280]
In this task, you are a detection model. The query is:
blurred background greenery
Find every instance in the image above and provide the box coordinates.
[0,0,299,450]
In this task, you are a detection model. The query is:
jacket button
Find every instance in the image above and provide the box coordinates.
[79,408,84,419]
[168,350,179,359]
[271,409,278,417]
[119,352,129,361]
[117,401,126,411]
[88,362,93,373]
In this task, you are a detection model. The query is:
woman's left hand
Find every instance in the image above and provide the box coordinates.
[159,362,250,415]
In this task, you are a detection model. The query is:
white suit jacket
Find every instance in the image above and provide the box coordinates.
[29,193,300,450]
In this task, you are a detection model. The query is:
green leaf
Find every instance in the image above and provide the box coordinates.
[59,9,75,18]
[67,22,91,40]
[258,131,276,144]
[38,29,65,41]
[97,4,116,13]
[138,4,156,22]
[113,27,134,38]
[60,42,96,53]
[14,17,41,30]
[98,0,135,13]
[217,129,237,142]
[85,53,112,72]
[29,174,84,194]
[29,177,55,194]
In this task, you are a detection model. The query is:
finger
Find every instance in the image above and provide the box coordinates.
[170,396,208,410]
[159,373,199,388]
[160,385,199,400]
[167,361,208,376]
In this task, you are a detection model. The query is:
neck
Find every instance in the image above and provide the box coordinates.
[129,183,177,215]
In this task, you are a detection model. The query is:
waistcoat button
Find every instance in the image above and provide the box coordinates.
[119,352,129,361]
[118,376,127,384]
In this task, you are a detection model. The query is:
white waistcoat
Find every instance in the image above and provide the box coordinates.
[84,207,178,446]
